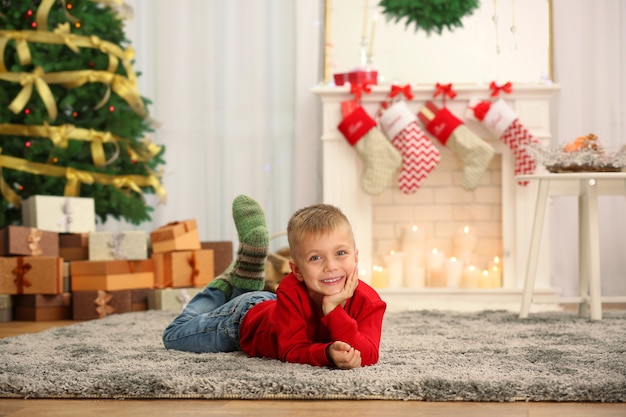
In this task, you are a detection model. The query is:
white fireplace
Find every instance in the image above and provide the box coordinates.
[312,84,561,310]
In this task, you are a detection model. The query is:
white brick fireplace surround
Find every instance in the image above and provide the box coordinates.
[312,84,561,311]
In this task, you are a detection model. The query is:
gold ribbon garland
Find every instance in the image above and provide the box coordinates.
[0,147,167,208]
[0,67,146,120]
[0,123,162,166]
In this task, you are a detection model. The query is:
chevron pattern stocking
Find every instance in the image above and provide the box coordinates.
[501,119,540,185]
[391,122,440,193]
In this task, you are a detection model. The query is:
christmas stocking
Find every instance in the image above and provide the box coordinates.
[467,98,540,185]
[379,100,440,193]
[418,101,495,191]
[338,106,402,195]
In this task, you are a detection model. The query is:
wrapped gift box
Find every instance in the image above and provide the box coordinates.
[73,290,131,320]
[21,195,96,233]
[59,233,89,261]
[0,225,59,257]
[0,294,12,322]
[152,249,214,288]
[148,287,203,312]
[200,241,233,276]
[12,293,72,321]
[88,231,148,261]
[150,219,201,254]
[0,256,63,295]
[70,259,155,291]
[131,288,152,311]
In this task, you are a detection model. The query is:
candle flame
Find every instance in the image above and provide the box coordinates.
[468,265,476,272]
[411,225,418,232]
[432,248,438,254]
[494,256,500,263]
[482,270,489,276]
[463,225,470,234]
[450,257,457,262]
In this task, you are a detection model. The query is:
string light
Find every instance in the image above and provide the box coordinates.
[25,141,31,148]
[52,157,59,163]
[108,106,115,112]
[24,108,30,115]
[72,111,79,117]
[66,3,74,10]
[75,22,81,29]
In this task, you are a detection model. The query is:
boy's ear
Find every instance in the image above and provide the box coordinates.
[289,260,304,282]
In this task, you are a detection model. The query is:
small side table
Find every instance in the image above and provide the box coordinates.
[517,172,626,320]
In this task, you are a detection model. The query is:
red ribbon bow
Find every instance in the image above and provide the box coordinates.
[489,81,513,97]
[390,84,413,100]
[350,82,372,101]
[433,83,457,106]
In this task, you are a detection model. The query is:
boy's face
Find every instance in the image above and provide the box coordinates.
[289,226,358,304]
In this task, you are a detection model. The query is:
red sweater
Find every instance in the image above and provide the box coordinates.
[240,273,387,367]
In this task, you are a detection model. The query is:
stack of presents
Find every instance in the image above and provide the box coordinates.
[0,195,233,322]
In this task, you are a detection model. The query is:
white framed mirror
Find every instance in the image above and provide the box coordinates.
[323,0,552,85]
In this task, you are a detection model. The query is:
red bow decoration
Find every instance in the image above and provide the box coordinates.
[350,82,372,101]
[489,81,513,97]
[12,258,33,294]
[433,83,457,107]
[390,84,413,100]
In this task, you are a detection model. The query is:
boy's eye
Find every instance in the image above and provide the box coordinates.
[309,255,321,262]
[337,250,347,256]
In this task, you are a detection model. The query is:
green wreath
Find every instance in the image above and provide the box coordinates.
[378,0,480,35]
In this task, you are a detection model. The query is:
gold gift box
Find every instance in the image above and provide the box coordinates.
[70,259,155,291]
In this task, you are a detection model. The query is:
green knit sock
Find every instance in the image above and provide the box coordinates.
[232,194,267,241]
[207,195,268,297]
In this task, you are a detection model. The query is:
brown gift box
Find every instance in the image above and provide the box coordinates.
[0,256,63,295]
[70,259,155,291]
[59,233,89,261]
[0,225,59,257]
[12,293,72,321]
[200,241,233,276]
[131,288,152,311]
[150,219,201,254]
[72,290,131,320]
[153,249,214,288]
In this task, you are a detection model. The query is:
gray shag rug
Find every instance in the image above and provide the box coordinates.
[1,309,625,402]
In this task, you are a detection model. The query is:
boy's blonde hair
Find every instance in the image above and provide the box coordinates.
[287,204,355,255]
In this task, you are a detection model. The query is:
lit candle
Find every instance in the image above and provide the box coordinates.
[445,256,463,288]
[488,256,502,287]
[453,225,477,266]
[462,265,480,288]
[402,225,426,268]
[371,265,388,289]
[362,0,369,39]
[426,248,446,287]
[384,251,405,288]
[367,14,378,58]
[405,265,425,288]
[479,269,492,288]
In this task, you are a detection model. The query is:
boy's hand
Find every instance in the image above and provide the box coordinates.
[327,341,362,369]
[322,265,359,315]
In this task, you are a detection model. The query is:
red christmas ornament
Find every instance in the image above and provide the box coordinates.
[31,22,37,28]
[25,9,33,17]
[24,108,30,115]
[25,141,31,148]
[108,106,115,112]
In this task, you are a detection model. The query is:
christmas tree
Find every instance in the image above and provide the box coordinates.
[0,0,166,229]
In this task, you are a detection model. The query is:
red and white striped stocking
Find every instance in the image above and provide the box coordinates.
[380,101,440,193]
[469,98,540,185]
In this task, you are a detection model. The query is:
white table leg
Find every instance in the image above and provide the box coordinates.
[578,185,589,317]
[520,180,550,319]
[583,179,602,320]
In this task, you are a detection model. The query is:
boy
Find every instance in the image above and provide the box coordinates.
[162,195,386,369]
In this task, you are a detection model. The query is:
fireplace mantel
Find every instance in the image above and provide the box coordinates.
[312,84,560,299]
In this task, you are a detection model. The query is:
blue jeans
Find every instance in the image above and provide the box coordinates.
[162,287,276,353]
